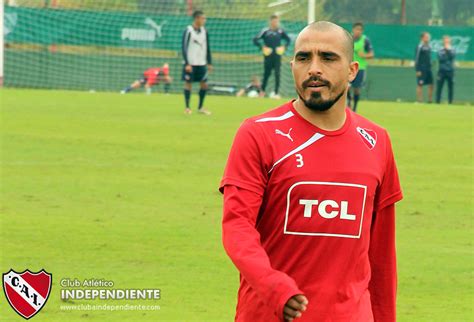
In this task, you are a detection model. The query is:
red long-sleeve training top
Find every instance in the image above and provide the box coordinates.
[220,101,403,321]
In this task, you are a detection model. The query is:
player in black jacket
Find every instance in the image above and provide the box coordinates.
[415,32,433,103]
[436,36,456,104]
[253,15,291,99]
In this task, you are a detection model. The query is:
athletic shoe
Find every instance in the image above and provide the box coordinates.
[198,108,212,115]
[184,108,192,114]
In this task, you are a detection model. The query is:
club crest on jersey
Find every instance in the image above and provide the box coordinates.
[3,269,52,319]
[356,127,377,150]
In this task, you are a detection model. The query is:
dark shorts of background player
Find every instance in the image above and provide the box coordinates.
[417,69,433,86]
[350,69,366,88]
[182,65,208,83]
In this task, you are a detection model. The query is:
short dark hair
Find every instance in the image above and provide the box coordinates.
[193,10,204,19]
[420,31,429,38]
[352,22,364,29]
[270,14,279,20]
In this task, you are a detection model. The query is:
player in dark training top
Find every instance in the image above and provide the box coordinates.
[415,32,433,103]
[221,21,402,322]
[436,35,456,104]
[253,14,291,99]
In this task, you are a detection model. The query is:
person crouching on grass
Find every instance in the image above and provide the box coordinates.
[121,64,171,95]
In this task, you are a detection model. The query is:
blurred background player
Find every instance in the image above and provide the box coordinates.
[347,22,374,112]
[436,35,456,104]
[253,14,290,99]
[182,10,212,115]
[236,76,262,98]
[415,32,433,103]
[121,64,171,94]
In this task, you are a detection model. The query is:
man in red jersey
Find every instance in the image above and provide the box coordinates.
[220,21,402,322]
[121,64,171,95]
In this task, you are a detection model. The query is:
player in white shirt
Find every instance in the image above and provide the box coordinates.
[182,10,213,115]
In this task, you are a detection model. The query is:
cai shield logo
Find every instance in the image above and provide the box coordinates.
[356,127,377,150]
[3,269,52,319]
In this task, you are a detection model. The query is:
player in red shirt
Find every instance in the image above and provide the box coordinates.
[121,64,172,95]
[220,21,402,322]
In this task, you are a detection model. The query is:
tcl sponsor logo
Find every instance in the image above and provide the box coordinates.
[299,199,356,220]
[284,182,367,238]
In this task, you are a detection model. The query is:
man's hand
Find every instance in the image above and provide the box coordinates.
[185,64,192,73]
[276,46,286,56]
[262,46,273,56]
[283,294,308,322]
[416,71,422,77]
[207,64,213,73]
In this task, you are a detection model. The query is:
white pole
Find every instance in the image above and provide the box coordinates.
[308,0,315,24]
[0,2,4,86]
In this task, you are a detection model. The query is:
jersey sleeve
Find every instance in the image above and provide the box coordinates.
[205,29,212,65]
[281,29,291,47]
[415,45,421,71]
[222,185,304,320]
[253,28,266,49]
[182,28,191,65]
[368,203,397,322]
[364,37,373,53]
[374,131,403,211]
[219,120,270,196]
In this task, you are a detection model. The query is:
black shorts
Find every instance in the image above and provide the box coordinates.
[182,65,208,83]
[351,69,366,88]
[417,70,433,86]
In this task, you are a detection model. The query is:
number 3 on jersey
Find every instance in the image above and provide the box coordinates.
[295,153,304,168]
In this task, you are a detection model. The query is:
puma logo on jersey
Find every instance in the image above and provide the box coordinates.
[275,128,293,142]
[356,127,377,150]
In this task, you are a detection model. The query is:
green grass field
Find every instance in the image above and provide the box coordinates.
[0,89,472,321]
